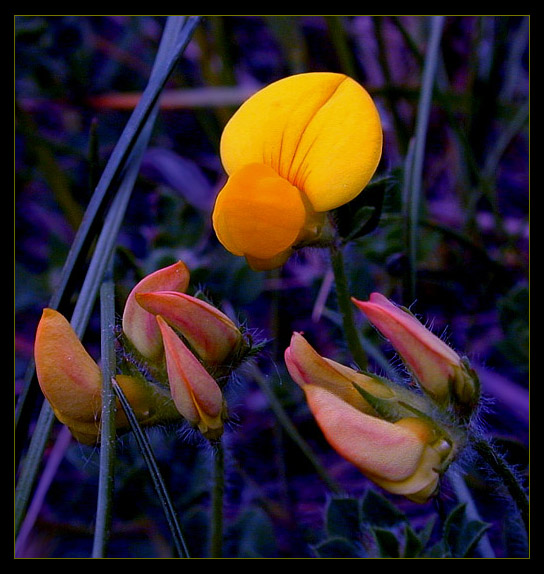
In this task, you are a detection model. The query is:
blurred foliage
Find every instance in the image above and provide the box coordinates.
[15,16,529,558]
[314,491,492,558]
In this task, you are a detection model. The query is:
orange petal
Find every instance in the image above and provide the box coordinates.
[285,332,392,414]
[34,308,102,424]
[353,293,462,401]
[156,316,224,437]
[212,163,307,264]
[304,386,429,483]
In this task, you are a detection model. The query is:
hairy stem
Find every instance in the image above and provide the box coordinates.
[329,244,368,370]
[210,438,225,558]
[472,435,529,533]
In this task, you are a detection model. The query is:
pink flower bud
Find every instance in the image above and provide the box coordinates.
[305,386,448,502]
[122,261,190,361]
[284,331,394,415]
[284,332,452,502]
[135,291,242,365]
[156,315,225,440]
[353,293,479,407]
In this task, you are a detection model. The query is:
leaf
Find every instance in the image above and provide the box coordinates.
[373,527,401,557]
[325,497,361,540]
[402,524,424,557]
[313,536,366,558]
[333,175,392,242]
[360,489,407,528]
[443,503,491,558]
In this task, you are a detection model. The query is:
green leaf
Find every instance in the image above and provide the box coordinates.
[352,381,404,422]
[402,524,424,557]
[373,527,401,557]
[333,175,391,242]
[443,503,491,558]
[313,536,366,558]
[325,497,361,540]
[360,489,407,528]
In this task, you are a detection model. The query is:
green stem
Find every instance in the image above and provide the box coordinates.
[210,438,225,558]
[329,244,368,370]
[472,435,529,533]
[403,16,445,303]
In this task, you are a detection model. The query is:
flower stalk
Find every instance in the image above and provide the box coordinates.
[329,243,368,370]
[210,438,225,558]
[472,435,529,533]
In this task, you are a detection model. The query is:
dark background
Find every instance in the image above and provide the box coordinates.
[15,16,529,557]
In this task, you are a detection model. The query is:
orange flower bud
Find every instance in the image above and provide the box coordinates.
[34,309,168,444]
[34,308,103,440]
[122,261,190,361]
[304,386,448,502]
[156,316,225,440]
[353,293,480,408]
[135,291,243,365]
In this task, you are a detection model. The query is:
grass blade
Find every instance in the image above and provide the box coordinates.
[15,15,201,538]
[403,16,445,302]
[112,380,191,558]
[91,260,117,558]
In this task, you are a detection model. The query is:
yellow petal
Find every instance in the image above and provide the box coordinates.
[220,72,382,212]
[212,163,307,261]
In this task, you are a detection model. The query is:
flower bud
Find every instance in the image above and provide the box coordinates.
[284,331,394,415]
[353,293,480,409]
[34,308,103,443]
[34,309,170,444]
[284,332,453,502]
[156,315,225,440]
[122,261,190,361]
[135,291,243,365]
[306,386,449,502]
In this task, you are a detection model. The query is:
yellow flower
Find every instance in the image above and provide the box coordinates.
[34,308,166,444]
[212,72,383,270]
[285,332,452,503]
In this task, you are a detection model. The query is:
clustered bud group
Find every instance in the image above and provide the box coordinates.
[285,293,480,503]
[34,261,248,444]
